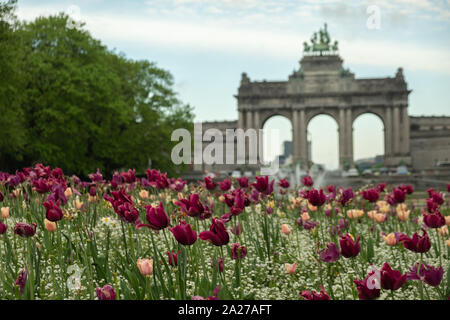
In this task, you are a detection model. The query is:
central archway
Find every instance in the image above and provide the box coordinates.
[261,115,293,166]
[353,112,385,173]
[306,114,340,171]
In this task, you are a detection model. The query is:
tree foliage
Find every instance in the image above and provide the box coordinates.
[0,2,194,177]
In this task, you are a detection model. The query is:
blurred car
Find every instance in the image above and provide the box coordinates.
[396,165,409,175]
[362,169,373,176]
[243,171,253,177]
[231,170,242,178]
[218,170,229,178]
[343,168,359,177]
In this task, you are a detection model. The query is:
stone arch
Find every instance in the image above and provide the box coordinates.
[351,107,386,127]
[306,111,340,169]
[305,109,340,128]
[258,109,293,130]
[260,112,293,164]
[352,110,386,165]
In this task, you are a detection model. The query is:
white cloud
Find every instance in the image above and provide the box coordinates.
[15,2,450,75]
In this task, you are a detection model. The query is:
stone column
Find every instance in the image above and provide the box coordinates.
[385,107,392,157]
[401,105,410,156]
[292,109,299,164]
[338,108,346,169]
[253,111,260,162]
[393,105,400,156]
[238,110,244,129]
[299,109,308,169]
[346,108,354,167]
[246,110,253,130]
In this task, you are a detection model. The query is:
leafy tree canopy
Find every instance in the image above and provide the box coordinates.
[0,1,194,177]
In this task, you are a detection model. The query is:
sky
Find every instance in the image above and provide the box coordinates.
[14,0,450,169]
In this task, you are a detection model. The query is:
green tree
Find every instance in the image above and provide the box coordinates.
[3,11,193,177]
[0,0,27,171]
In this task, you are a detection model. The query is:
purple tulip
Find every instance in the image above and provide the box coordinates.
[319,242,340,263]
[14,222,37,237]
[339,234,361,258]
[96,284,116,300]
[407,263,444,287]
[14,268,27,295]
[231,243,247,260]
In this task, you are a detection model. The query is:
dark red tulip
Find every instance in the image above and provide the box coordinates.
[137,202,169,230]
[423,210,446,228]
[339,234,361,258]
[14,222,37,237]
[353,271,381,300]
[252,176,274,195]
[340,188,354,206]
[42,200,63,222]
[278,179,290,188]
[231,243,247,260]
[306,189,326,207]
[447,184,450,192]
[361,188,380,203]
[116,201,139,223]
[145,169,169,189]
[392,187,406,204]
[169,220,197,245]
[14,268,27,295]
[0,220,7,234]
[426,198,439,213]
[199,218,230,246]
[399,229,431,253]
[319,242,340,262]
[431,192,444,205]
[376,183,386,192]
[89,186,97,197]
[399,184,414,195]
[237,177,248,188]
[218,179,231,191]
[120,169,136,184]
[380,262,407,291]
[32,178,51,194]
[96,284,116,300]
[301,175,314,187]
[175,194,209,218]
[89,169,104,183]
[299,286,330,300]
[407,263,444,287]
[203,176,217,190]
[166,250,181,267]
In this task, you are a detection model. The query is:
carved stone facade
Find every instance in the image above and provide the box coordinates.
[196,53,449,174]
[236,53,411,170]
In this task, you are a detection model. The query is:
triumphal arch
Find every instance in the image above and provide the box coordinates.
[235,24,412,170]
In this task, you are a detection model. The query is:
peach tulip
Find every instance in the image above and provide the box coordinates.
[281,224,291,235]
[1,207,10,219]
[285,262,297,274]
[137,259,153,276]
